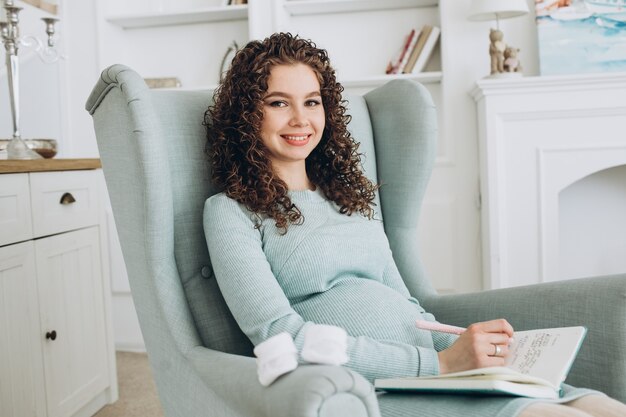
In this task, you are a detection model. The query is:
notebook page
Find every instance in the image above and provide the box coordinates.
[505,326,586,386]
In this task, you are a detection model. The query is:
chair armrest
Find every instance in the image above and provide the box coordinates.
[187,346,381,417]
[421,274,626,402]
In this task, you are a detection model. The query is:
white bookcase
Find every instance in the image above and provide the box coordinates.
[100,0,443,91]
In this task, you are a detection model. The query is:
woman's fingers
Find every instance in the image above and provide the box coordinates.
[486,332,514,346]
[469,319,514,337]
[465,320,514,343]
[484,342,510,358]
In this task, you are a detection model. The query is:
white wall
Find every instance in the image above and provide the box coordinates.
[58,0,101,157]
[15,0,548,350]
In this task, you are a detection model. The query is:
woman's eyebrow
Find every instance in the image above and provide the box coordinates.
[264,91,321,99]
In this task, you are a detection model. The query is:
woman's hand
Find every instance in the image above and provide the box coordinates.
[437,319,514,375]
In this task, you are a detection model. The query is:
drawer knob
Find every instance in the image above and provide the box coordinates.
[45,330,57,341]
[60,192,76,205]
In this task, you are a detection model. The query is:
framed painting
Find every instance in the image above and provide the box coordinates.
[535,0,626,75]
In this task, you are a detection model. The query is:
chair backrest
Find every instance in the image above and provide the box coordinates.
[86,64,438,360]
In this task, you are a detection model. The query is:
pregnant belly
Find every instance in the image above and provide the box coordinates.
[291,278,434,348]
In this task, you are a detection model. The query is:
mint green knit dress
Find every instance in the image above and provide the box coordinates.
[203,189,597,417]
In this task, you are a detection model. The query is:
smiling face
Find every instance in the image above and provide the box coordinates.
[259,63,325,182]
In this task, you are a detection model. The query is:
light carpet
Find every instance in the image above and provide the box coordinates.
[94,351,164,417]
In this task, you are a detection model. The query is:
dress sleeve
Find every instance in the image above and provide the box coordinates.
[204,194,441,381]
[381,256,459,351]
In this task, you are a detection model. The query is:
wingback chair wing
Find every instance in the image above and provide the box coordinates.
[86,64,626,417]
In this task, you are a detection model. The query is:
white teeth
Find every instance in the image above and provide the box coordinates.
[283,135,308,141]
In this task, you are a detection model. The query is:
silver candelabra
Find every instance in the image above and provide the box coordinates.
[1,0,59,159]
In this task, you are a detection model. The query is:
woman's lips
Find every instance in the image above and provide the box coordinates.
[281,134,311,146]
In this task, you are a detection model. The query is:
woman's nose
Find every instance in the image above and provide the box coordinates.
[289,106,309,127]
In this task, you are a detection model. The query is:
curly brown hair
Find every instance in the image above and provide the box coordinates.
[205,32,378,232]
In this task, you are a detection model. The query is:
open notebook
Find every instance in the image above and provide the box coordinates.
[375,326,587,399]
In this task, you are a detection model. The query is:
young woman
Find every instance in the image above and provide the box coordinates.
[203,32,625,417]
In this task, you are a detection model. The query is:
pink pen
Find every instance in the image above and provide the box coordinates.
[415,319,466,335]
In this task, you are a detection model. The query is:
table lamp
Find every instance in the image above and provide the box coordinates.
[468,0,529,77]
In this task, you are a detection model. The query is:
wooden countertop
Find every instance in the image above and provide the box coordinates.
[0,158,102,174]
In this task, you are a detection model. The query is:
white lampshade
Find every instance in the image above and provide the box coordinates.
[467,0,529,21]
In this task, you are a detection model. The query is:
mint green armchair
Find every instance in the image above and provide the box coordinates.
[86,64,625,417]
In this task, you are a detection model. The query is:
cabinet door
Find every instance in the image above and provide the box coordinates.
[35,227,109,417]
[0,241,46,417]
[0,173,33,246]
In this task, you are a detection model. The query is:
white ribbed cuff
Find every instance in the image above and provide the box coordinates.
[301,324,349,366]
[253,332,298,386]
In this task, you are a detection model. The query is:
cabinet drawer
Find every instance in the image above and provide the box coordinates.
[30,170,99,238]
[0,173,33,246]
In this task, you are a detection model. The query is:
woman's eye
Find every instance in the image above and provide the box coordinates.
[306,99,321,107]
[268,101,287,107]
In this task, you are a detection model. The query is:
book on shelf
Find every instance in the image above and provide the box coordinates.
[375,326,587,399]
[386,29,416,75]
[410,26,440,74]
[22,0,57,14]
[403,25,431,74]
[397,29,420,74]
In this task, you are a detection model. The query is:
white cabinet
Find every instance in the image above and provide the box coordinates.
[0,163,117,417]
